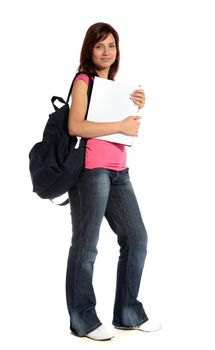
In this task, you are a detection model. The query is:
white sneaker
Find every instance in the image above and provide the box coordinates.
[86,325,115,341]
[134,320,162,332]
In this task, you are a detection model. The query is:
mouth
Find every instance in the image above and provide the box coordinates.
[100,58,111,62]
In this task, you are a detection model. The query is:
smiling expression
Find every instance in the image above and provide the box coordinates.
[92,33,117,74]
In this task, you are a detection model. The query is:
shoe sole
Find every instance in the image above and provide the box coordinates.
[86,335,114,341]
[114,325,162,333]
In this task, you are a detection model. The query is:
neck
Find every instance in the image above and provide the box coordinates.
[96,68,109,79]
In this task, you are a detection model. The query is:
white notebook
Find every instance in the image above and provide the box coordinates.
[87,77,139,146]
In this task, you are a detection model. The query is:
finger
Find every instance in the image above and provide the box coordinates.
[131,90,145,96]
[130,94,144,100]
[132,91,145,96]
[130,94,146,103]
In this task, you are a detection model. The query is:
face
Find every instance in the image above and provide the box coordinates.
[92,33,117,74]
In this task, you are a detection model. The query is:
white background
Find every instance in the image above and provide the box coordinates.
[0,0,215,349]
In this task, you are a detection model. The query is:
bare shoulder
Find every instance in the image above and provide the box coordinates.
[72,78,88,98]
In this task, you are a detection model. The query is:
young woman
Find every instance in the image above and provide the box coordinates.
[66,22,161,341]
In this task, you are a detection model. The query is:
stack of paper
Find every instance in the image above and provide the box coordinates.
[87,77,139,146]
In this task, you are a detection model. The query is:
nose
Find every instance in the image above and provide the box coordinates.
[103,46,109,55]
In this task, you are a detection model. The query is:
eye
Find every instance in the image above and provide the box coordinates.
[94,44,103,49]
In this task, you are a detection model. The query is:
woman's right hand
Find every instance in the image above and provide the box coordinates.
[120,116,141,136]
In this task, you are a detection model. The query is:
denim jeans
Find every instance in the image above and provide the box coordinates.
[66,168,148,336]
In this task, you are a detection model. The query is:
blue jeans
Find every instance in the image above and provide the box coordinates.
[66,168,148,336]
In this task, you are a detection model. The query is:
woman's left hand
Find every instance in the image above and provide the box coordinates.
[130,88,146,109]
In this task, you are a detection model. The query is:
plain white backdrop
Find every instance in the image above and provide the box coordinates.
[1,0,215,349]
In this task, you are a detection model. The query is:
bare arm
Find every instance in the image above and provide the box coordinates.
[68,80,141,138]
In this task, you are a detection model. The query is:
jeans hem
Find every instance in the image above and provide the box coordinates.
[70,321,102,337]
[112,316,149,329]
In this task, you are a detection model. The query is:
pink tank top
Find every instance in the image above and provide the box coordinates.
[74,73,127,171]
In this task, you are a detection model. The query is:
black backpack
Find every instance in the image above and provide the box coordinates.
[29,72,94,204]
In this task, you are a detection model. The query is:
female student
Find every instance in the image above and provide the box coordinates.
[66,22,161,341]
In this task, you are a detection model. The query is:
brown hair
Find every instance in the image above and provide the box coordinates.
[78,22,120,80]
